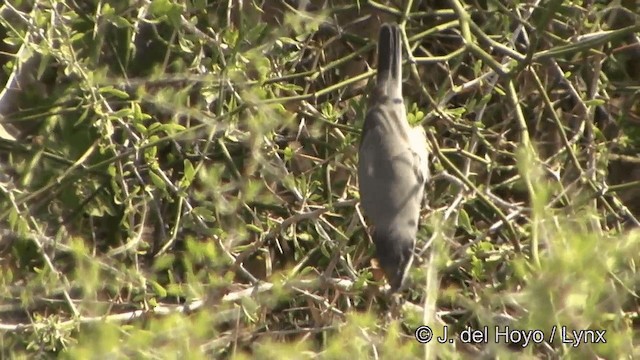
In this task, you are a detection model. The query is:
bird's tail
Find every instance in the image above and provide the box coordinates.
[376,23,403,99]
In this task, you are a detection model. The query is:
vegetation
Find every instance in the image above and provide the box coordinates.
[1,0,639,358]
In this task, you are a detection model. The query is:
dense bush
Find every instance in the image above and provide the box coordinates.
[1,0,639,358]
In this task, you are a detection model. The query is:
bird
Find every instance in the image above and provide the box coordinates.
[357,23,429,292]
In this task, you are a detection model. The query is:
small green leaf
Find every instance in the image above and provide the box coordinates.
[150,280,168,298]
[283,146,294,162]
[192,207,216,221]
[101,3,115,16]
[99,86,129,99]
[156,123,187,134]
[183,159,195,183]
[149,171,166,190]
[584,99,605,107]
[246,224,263,234]
[111,16,131,29]
[458,209,472,232]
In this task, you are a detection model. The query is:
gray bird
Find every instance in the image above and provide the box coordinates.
[358,23,429,292]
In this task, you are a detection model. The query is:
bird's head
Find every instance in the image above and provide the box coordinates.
[372,230,415,292]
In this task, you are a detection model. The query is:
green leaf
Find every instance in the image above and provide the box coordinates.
[183,159,195,184]
[101,3,115,16]
[246,224,263,234]
[149,171,166,190]
[111,16,131,29]
[149,0,184,27]
[283,146,294,162]
[458,209,473,232]
[99,86,130,99]
[192,207,216,221]
[584,99,605,107]
[156,123,187,134]
[150,280,168,298]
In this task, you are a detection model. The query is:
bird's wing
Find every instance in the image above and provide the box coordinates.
[409,125,429,186]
